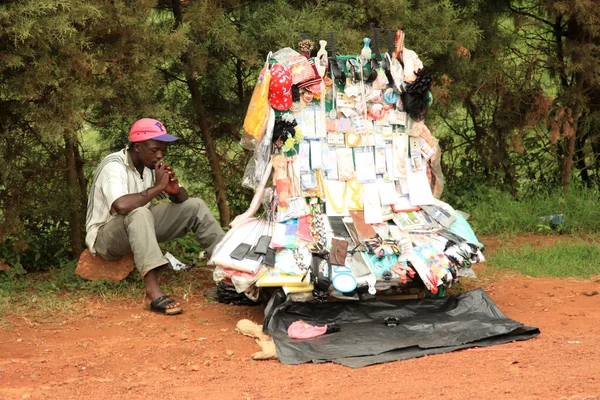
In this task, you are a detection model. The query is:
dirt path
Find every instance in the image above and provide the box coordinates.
[1,236,600,400]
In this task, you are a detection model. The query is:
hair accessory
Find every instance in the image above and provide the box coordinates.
[272,114,298,148]
[402,68,433,121]
[298,39,314,54]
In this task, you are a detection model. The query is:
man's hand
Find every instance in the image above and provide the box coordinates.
[112,159,183,216]
[155,161,188,203]
[154,161,171,191]
[163,164,180,195]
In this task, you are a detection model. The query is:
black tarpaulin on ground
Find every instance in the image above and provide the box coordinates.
[264,288,540,368]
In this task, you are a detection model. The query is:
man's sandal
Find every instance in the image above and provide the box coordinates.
[144,295,183,315]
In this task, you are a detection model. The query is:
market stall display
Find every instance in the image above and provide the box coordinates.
[209,31,485,304]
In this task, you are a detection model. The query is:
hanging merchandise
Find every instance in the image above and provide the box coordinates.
[242,53,273,149]
[213,31,485,301]
[269,64,293,111]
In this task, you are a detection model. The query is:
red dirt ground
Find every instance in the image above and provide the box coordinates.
[1,235,600,400]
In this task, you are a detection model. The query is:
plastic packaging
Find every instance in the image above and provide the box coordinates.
[274,247,312,276]
[241,54,273,150]
[449,214,483,248]
[209,218,271,273]
[539,214,566,229]
[213,265,267,293]
[215,281,261,306]
[272,47,301,69]
[242,108,275,191]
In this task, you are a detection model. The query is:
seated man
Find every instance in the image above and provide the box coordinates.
[85,118,225,315]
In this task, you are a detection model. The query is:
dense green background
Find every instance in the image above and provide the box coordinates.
[1,0,600,275]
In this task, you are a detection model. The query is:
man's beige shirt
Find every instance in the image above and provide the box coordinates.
[85,148,165,253]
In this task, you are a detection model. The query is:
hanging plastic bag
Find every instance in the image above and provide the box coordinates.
[242,108,275,191]
[402,47,424,84]
[209,218,271,273]
[242,52,273,149]
[385,53,404,93]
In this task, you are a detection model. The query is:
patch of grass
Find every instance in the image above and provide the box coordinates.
[448,186,600,236]
[487,241,600,279]
[0,259,214,325]
[0,229,213,324]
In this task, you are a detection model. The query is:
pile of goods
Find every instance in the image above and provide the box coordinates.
[209,31,484,304]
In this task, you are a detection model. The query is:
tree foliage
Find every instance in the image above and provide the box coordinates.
[1,0,599,271]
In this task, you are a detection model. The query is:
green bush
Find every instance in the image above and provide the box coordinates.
[0,220,72,273]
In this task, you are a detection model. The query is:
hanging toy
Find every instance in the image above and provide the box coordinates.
[298,39,314,55]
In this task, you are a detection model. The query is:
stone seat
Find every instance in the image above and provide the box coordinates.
[75,249,135,281]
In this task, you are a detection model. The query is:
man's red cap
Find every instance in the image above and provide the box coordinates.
[129,118,178,142]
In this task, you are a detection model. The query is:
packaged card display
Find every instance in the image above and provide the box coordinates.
[375,148,387,175]
[363,182,383,224]
[294,106,317,139]
[327,132,345,146]
[325,180,348,217]
[310,140,322,170]
[385,144,396,180]
[354,147,377,183]
[336,147,356,181]
[405,158,435,206]
[298,141,311,172]
[392,131,407,178]
[346,178,363,210]
[327,148,339,180]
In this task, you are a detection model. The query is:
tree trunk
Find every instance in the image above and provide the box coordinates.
[64,134,83,258]
[561,133,576,194]
[591,131,600,186]
[171,0,230,227]
[186,74,231,226]
[235,57,245,106]
[574,133,590,187]
[74,142,88,210]
[561,101,582,194]
[554,15,580,194]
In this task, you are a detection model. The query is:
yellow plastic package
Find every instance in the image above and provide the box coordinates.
[242,54,272,149]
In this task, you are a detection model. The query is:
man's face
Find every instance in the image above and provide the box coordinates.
[134,139,168,169]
